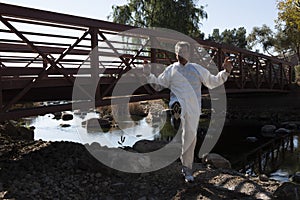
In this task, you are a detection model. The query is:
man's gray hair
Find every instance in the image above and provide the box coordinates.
[175,41,190,54]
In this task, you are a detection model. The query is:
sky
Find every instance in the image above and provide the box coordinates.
[1,0,279,38]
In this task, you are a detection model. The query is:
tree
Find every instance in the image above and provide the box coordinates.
[247,25,276,55]
[276,0,300,64]
[209,29,222,43]
[208,27,247,49]
[108,0,207,38]
[247,0,300,63]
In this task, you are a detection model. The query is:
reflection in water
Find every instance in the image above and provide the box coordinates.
[230,133,299,182]
[31,112,161,148]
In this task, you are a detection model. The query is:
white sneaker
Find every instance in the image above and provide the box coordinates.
[181,166,194,183]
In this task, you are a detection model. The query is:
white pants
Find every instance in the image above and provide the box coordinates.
[180,112,199,169]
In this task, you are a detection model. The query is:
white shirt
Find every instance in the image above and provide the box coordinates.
[147,61,229,116]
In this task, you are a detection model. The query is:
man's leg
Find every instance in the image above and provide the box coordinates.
[181,132,197,170]
[180,113,198,182]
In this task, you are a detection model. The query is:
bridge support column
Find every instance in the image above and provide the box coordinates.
[0,67,2,111]
[90,27,100,103]
[239,53,244,89]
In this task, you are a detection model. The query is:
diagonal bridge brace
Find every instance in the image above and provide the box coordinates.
[98,31,155,99]
[0,15,93,112]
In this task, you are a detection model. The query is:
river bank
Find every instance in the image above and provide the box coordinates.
[1,96,300,199]
[0,132,286,200]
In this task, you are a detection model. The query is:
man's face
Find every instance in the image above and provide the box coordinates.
[176,46,189,65]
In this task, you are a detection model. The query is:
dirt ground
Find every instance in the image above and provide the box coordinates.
[0,134,281,200]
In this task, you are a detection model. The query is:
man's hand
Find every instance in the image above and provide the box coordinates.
[222,57,233,73]
[143,61,151,76]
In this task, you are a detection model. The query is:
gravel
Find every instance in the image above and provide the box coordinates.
[0,135,281,200]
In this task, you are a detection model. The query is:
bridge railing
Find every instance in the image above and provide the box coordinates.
[0,3,293,121]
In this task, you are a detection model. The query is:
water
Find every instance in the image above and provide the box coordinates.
[225,133,300,182]
[269,136,300,182]
[28,112,300,182]
[30,112,161,148]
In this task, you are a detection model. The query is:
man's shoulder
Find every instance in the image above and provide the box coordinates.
[166,62,179,70]
[189,62,203,68]
[188,62,207,71]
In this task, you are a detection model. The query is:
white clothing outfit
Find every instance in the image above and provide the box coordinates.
[147,61,229,169]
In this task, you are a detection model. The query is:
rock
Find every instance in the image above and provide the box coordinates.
[73,110,87,119]
[1,122,34,140]
[273,182,300,200]
[52,112,62,120]
[133,140,168,153]
[129,103,148,117]
[246,137,258,143]
[18,127,34,140]
[281,121,300,130]
[259,174,269,182]
[60,124,71,128]
[202,153,231,169]
[285,123,298,130]
[95,173,102,178]
[61,113,73,121]
[275,128,291,134]
[261,125,276,133]
[84,118,111,132]
[261,125,277,138]
[291,172,300,183]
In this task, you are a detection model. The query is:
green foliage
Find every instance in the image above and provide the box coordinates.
[208,27,247,49]
[276,0,300,64]
[108,0,207,38]
[247,25,276,55]
[247,0,300,64]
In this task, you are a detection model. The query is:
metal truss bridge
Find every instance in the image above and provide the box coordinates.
[0,3,293,121]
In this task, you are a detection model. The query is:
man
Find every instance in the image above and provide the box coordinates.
[143,41,233,182]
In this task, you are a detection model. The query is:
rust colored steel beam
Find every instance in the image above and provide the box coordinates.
[0,42,89,55]
[0,3,134,32]
[0,92,170,122]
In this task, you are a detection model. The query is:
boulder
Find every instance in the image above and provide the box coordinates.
[281,121,300,130]
[261,125,276,138]
[275,128,291,134]
[261,125,276,133]
[291,172,300,183]
[259,174,269,182]
[18,126,34,140]
[84,118,111,132]
[246,137,258,143]
[133,140,168,153]
[61,113,73,121]
[129,103,148,117]
[273,182,300,200]
[60,124,71,128]
[1,122,34,140]
[52,112,62,120]
[285,123,298,130]
[202,153,231,169]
